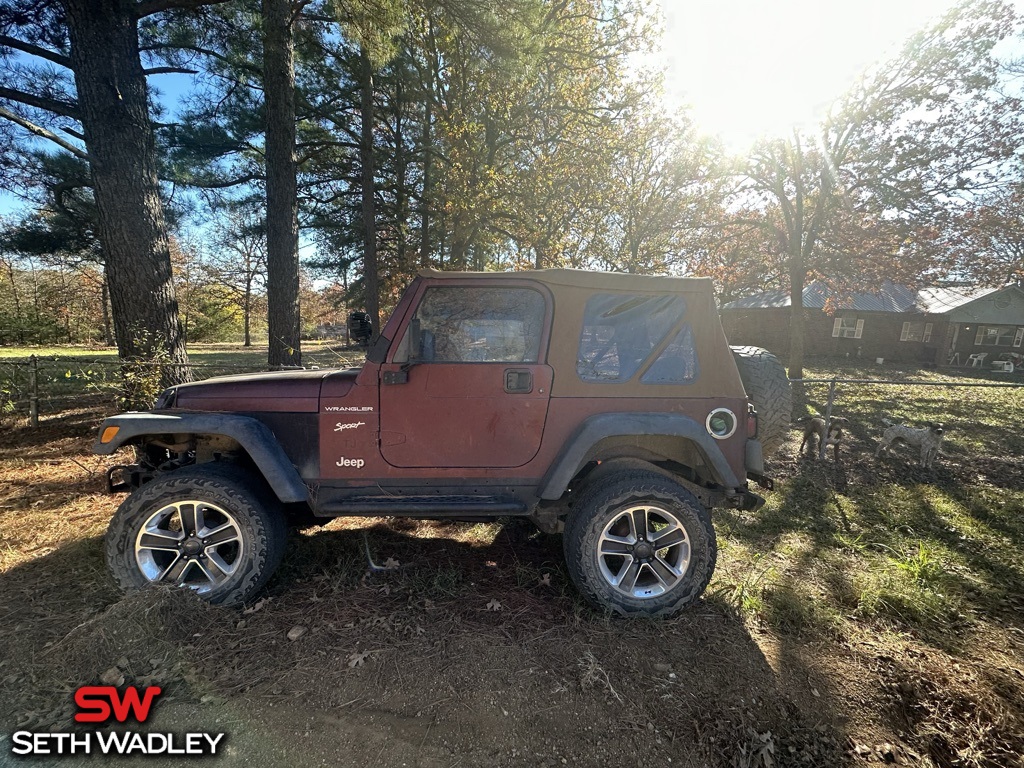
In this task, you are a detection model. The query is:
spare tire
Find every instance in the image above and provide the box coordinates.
[731,346,792,454]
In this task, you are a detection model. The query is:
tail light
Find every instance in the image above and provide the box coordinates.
[747,406,758,438]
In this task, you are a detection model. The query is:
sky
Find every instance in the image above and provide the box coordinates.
[655,0,965,150]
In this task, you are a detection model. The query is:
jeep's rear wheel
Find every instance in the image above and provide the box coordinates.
[106,465,286,606]
[564,471,716,617]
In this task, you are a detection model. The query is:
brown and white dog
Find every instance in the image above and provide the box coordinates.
[797,415,850,461]
[874,419,945,468]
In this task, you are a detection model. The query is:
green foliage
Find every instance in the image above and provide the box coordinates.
[182,284,246,343]
[0,381,16,415]
[894,542,944,586]
[118,329,173,411]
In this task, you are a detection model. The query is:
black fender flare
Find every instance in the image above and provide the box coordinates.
[538,412,740,500]
[92,412,309,504]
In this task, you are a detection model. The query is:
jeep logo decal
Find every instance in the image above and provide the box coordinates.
[336,457,365,468]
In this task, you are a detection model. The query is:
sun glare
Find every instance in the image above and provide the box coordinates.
[656,0,962,152]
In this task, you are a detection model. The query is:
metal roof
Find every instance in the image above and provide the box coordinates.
[721,280,1004,315]
[915,285,997,313]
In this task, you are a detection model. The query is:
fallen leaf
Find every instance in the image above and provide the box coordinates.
[383,556,400,569]
[347,651,370,668]
[487,599,502,612]
[243,598,268,615]
[99,667,124,686]
[286,626,307,642]
[539,573,552,587]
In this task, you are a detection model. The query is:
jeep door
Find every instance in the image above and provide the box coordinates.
[379,282,553,468]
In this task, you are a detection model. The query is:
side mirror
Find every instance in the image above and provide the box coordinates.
[348,311,373,347]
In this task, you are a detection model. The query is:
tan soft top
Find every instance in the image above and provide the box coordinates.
[417,268,744,399]
[418,268,714,294]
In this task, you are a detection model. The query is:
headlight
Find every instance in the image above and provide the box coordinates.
[706,408,737,439]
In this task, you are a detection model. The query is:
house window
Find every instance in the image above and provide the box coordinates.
[900,321,933,342]
[832,316,864,339]
[1015,328,1024,348]
[974,325,1018,347]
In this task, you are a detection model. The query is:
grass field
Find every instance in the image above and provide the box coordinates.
[0,355,1022,766]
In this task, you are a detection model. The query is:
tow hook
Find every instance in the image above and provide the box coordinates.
[726,490,766,512]
[106,464,151,493]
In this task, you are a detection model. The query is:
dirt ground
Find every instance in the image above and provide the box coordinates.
[1,376,1023,767]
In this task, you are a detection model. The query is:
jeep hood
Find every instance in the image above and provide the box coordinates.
[167,368,360,413]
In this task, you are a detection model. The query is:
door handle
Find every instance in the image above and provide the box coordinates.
[504,369,533,394]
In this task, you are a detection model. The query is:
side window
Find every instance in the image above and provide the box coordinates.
[405,286,546,363]
[641,324,699,384]
[577,293,688,382]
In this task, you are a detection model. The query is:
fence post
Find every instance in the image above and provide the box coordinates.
[28,354,39,428]
[819,378,837,460]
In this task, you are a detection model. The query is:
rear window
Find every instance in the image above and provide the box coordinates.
[641,324,699,384]
[577,293,697,384]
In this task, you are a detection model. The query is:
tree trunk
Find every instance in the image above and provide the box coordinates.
[393,79,408,282]
[787,245,805,381]
[61,0,189,390]
[262,0,301,367]
[100,270,114,347]
[420,98,432,268]
[359,47,380,335]
[449,217,469,270]
[3,257,25,344]
[243,274,252,347]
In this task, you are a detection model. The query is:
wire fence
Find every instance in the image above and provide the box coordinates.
[0,353,365,425]
[3,355,1023,448]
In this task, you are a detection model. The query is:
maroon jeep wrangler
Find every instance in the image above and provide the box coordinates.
[93,269,790,617]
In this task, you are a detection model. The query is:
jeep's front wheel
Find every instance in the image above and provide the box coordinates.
[564,472,716,617]
[105,465,287,606]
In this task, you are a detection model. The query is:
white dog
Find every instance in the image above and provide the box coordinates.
[875,420,946,468]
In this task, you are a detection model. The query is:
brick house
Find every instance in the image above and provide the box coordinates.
[719,281,1024,366]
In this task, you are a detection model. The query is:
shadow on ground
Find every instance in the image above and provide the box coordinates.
[0,521,846,767]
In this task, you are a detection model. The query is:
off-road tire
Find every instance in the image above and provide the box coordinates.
[564,471,716,617]
[106,463,287,607]
[731,345,792,453]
